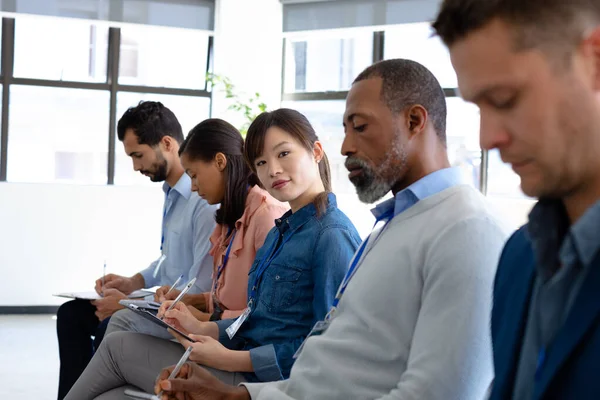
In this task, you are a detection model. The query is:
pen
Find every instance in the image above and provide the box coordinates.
[164,277,196,315]
[164,274,184,297]
[102,260,106,296]
[156,346,194,398]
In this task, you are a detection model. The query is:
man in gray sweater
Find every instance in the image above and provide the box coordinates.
[152,59,509,400]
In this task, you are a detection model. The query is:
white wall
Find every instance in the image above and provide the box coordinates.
[0,182,163,306]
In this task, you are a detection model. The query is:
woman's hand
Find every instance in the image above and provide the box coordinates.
[158,301,204,335]
[171,333,232,371]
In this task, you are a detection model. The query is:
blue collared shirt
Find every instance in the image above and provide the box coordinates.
[215,193,361,382]
[512,198,600,400]
[371,167,468,222]
[139,173,218,293]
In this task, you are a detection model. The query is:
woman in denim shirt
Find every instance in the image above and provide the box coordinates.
[64,109,360,399]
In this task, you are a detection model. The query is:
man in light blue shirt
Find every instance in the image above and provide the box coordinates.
[56,101,216,399]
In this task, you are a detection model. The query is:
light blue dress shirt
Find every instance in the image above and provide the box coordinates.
[139,173,218,294]
[371,166,468,221]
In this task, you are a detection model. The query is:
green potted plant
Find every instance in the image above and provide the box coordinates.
[206,73,268,137]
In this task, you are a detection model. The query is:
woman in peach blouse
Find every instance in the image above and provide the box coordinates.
[158,118,288,321]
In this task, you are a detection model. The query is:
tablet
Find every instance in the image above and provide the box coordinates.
[54,289,154,301]
[119,299,161,313]
[123,303,196,343]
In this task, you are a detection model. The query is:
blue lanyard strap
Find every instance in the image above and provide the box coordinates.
[248,231,293,306]
[331,208,395,310]
[213,229,236,293]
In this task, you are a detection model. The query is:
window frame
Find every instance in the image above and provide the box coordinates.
[0,17,214,184]
[280,29,490,195]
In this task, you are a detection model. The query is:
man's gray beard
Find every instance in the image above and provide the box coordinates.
[355,141,407,204]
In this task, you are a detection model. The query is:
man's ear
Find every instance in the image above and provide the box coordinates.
[407,105,428,136]
[161,136,176,152]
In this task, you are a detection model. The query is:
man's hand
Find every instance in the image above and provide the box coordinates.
[91,288,127,321]
[155,286,181,303]
[154,362,250,400]
[95,273,144,295]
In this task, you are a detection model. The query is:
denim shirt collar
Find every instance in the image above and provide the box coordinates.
[528,198,600,278]
[162,173,192,200]
[371,167,467,222]
[276,193,336,234]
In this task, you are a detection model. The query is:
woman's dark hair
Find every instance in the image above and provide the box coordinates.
[244,108,331,215]
[179,119,259,231]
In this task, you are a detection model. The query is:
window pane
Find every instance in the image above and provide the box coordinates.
[14,16,108,83]
[118,25,209,90]
[487,149,530,199]
[384,22,457,88]
[446,97,481,190]
[7,86,110,184]
[281,100,375,237]
[114,93,211,186]
[284,32,373,93]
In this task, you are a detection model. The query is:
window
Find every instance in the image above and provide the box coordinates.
[13,17,108,83]
[293,42,307,91]
[284,31,373,93]
[1,15,212,186]
[7,85,110,184]
[114,92,211,186]
[446,98,481,190]
[118,25,210,90]
[281,99,376,237]
[486,149,530,199]
[119,34,139,78]
[384,22,457,88]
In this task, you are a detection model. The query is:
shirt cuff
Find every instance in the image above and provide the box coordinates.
[249,344,283,382]
[240,382,272,399]
[139,266,158,288]
[215,318,236,346]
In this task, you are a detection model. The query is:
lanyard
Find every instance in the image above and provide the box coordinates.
[213,230,236,294]
[247,230,294,308]
[160,187,172,252]
[330,208,395,312]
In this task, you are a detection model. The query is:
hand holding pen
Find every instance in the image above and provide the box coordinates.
[163,277,196,316]
[153,346,194,399]
[154,274,185,302]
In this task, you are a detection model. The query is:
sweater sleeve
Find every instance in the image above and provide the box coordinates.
[375,216,506,400]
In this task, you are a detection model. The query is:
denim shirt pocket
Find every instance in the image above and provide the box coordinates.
[259,264,304,312]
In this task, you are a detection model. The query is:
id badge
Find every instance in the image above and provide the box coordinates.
[225,306,251,339]
[293,320,329,359]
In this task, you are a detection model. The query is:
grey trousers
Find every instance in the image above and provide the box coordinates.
[65,331,247,400]
[105,308,173,339]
